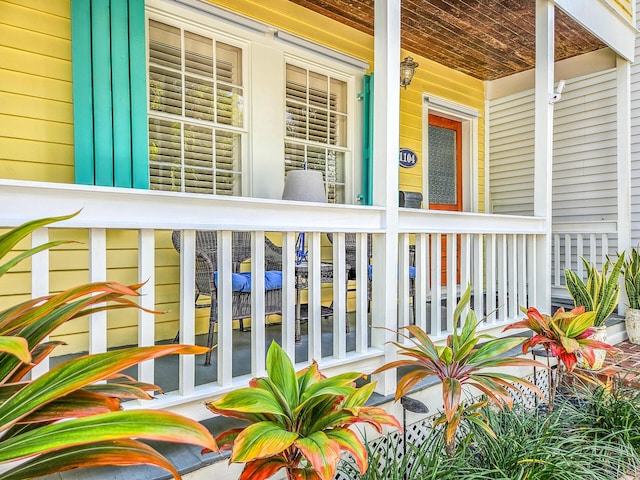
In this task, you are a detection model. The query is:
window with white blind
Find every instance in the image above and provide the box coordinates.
[285,64,348,204]
[147,19,244,195]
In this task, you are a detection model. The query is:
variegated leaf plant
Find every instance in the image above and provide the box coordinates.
[207,340,401,480]
[0,213,218,479]
[564,254,624,327]
[504,305,618,410]
[374,286,544,456]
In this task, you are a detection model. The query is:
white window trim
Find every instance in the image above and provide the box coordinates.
[284,54,358,204]
[146,0,366,203]
[422,94,481,213]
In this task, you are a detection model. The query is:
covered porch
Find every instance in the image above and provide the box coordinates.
[0,0,635,424]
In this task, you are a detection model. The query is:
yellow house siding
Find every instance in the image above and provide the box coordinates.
[0,0,74,183]
[607,0,633,21]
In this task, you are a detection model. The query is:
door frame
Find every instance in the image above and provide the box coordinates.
[421,94,481,212]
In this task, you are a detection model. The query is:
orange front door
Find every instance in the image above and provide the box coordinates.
[428,114,462,285]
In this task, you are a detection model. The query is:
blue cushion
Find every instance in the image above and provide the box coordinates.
[213,271,282,292]
[368,265,416,279]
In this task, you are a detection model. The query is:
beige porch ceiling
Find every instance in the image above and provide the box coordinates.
[287,0,607,81]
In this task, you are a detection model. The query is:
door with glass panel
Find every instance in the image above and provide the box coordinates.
[428,114,462,285]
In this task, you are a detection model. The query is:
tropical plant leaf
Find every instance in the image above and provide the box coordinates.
[465,337,527,364]
[0,410,218,463]
[231,421,298,463]
[238,456,289,480]
[266,340,299,410]
[325,428,367,473]
[0,212,78,266]
[208,388,287,418]
[0,439,180,480]
[442,378,462,422]
[295,431,341,480]
[0,345,208,430]
[0,337,30,364]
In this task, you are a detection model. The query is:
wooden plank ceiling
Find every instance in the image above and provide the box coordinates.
[288,0,607,81]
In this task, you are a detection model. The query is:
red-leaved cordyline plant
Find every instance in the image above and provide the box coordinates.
[503,306,619,410]
[0,213,219,479]
[207,340,401,480]
[374,286,545,456]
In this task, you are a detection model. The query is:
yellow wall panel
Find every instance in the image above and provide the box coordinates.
[0,160,73,183]
[0,92,72,123]
[0,138,73,166]
[0,23,70,59]
[0,1,71,39]
[0,70,72,103]
[207,0,373,63]
[0,115,72,144]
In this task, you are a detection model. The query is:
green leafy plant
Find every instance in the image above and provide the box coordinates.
[456,400,638,480]
[0,214,219,479]
[564,255,624,326]
[623,248,640,310]
[374,286,544,456]
[504,306,617,410]
[207,340,401,480]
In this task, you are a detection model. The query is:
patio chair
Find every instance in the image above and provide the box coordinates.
[171,230,283,365]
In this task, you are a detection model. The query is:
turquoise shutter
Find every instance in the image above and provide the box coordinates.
[362,73,373,206]
[71,0,149,189]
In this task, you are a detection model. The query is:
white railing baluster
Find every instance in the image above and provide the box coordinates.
[355,232,368,353]
[517,235,527,313]
[527,235,537,309]
[497,235,507,321]
[577,234,584,278]
[30,228,49,378]
[473,234,485,318]
[589,233,597,266]
[138,229,155,384]
[460,234,471,320]
[179,229,196,396]
[414,233,428,333]
[251,231,266,377]
[508,234,517,319]
[89,228,107,354]
[398,233,410,330]
[308,232,322,362]
[217,230,233,387]
[431,234,442,336]
[553,233,560,287]
[446,234,456,332]
[281,231,296,357]
[602,234,609,265]
[332,232,347,359]
[486,234,497,323]
[564,234,572,274]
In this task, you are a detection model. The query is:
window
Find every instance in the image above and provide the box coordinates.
[284,63,348,204]
[147,19,244,195]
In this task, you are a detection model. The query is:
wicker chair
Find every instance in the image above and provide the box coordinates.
[171,230,283,365]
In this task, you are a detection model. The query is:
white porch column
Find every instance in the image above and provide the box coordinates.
[533,0,554,313]
[371,0,400,396]
[617,56,632,314]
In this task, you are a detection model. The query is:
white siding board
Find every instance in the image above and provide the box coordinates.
[489,69,618,230]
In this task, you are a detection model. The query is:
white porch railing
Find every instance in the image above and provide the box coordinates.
[550,221,618,300]
[0,180,546,418]
[398,209,546,340]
